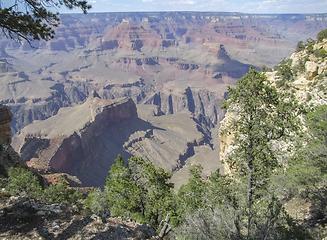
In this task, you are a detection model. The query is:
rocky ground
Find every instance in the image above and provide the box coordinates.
[0,193,158,240]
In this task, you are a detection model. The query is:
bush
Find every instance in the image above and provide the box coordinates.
[296,41,305,52]
[292,59,306,75]
[44,177,82,203]
[6,167,43,198]
[317,29,327,42]
[318,49,327,59]
[276,60,294,82]
[307,44,314,54]
[83,188,109,215]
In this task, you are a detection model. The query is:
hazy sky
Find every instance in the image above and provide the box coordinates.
[82,0,327,14]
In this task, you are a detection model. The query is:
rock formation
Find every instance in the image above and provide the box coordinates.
[0,104,12,143]
[1,12,327,187]
[219,39,327,174]
[0,104,24,176]
[14,94,137,176]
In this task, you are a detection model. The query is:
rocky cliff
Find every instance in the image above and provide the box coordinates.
[14,94,137,176]
[219,39,327,174]
[0,104,24,176]
[1,12,326,136]
[0,104,12,143]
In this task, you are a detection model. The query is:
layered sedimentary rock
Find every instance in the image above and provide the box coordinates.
[14,95,137,174]
[1,12,327,187]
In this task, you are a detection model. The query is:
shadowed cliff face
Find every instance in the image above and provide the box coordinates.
[0,104,25,176]
[0,104,12,143]
[14,96,138,175]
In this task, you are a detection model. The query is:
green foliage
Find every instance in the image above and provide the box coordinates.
[261,65,268,72]
[306,92,312,102]
[307,44,315,54]
[106,155,178,229]
[5,167,82,203]
[286,105,327,230]
[178,165,208,212]
[317,48,327,59]
[83,188,109,215]
[0,0,91,43]
[296,41,305,52]
[6,167,43,198]
[221,67,304,239]
[276,60,294,83]
[317,29,327,42]
[44,177,82,203]
[292,59,306,76]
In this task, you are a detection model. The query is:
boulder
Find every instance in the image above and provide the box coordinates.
[305,61,319,80]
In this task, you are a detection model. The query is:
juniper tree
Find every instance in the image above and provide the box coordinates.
[105,155,178,229]
[221,67,304,239]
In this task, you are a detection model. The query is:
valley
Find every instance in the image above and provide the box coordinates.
[1,12,327,187]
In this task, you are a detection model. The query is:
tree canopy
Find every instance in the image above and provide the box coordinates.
[220,67,304,239]
[317,28,327,42]
[0,0,91,43]
[105,155,178,229]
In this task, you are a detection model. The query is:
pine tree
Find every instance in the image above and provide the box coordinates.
[221,67,304,239]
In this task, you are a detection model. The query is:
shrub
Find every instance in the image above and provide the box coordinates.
[318,49,327,59]
[276,61,294,82]
[317,29,327,42]
[6,167,43,198]
[307,44,314,54]
[83,188,109,215]
[296,41,305,52]
[44,177,82,203]
[293,59,306,76]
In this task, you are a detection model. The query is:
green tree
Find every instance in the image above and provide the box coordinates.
[44,176,82,203]
[221,67,303,239]
[106,155,178,229]
[317,29,327,42]
[83,188,109,215]
[287,105,327,230]
[0,0,91,43]
[296,41,305,52]
[276,59,294,83]
[6,167,43,198]
[178,165,208,212]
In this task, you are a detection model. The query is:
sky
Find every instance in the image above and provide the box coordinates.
[80,0,327,14]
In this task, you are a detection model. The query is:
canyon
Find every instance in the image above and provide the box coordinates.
[1,12,327,187]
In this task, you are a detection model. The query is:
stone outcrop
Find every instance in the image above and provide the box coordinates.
[0,195,157,239]
[14,95,138,175]
[0,104,25,176]
[0,104,12,143]
[305,61,319,80]
[219,39,327,174]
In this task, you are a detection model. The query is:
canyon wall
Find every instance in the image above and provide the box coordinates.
[15,96,137,174]
[0,104,12,143]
